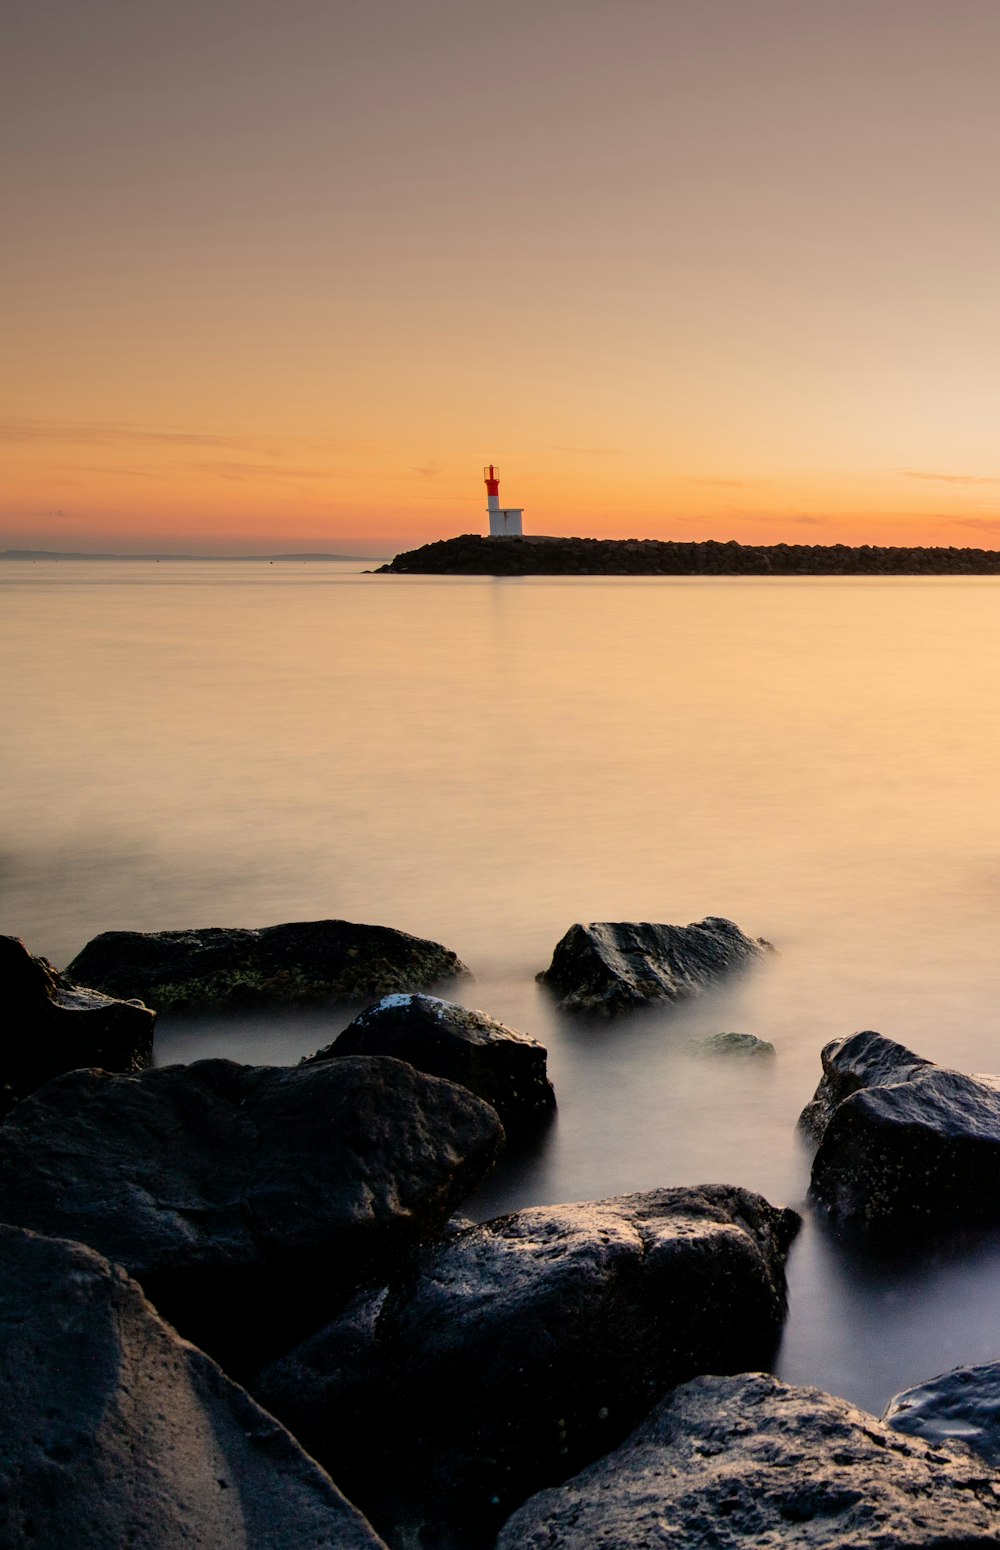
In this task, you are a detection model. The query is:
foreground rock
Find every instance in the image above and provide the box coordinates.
[885,1359,1000,1465]
[0,1056,503,1371]
[304,993,556,1134]
[0,1225,388,1549]
[65,918,468,1014]
[498,1371,1000,1548]
[538,917,770,1014]
[254,1184,798,1548]
[801,1030,1000,1234]
[0,933,154,1117]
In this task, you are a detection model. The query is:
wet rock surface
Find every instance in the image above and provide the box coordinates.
[801,1030,1000,1234]
[884,1359,1000,1465]
[304,992,556,1134]
[0,933,154,1117]
[693,1031,775,1059]
[497,1371,1000,1548]
[253,1184,798,1549]
[65,918,468,1014]
[0,1225,389,1549]
[538,917,770,1014]
[0,1056,503,1371]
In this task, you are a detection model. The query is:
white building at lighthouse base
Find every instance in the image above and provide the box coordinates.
[489,504,523,536]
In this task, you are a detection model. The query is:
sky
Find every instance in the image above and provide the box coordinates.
[4,0,1000,555]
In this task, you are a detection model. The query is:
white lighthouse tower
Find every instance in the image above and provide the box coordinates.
[484,464,523,537]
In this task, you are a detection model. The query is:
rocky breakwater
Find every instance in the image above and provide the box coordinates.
[0,1055,504,1372]
[377,533,1000,577]
[253,1185,798,1548]
[800,1029,1000,1235]
[498,1372,1000,1548]
[303,992,556,1136]
[538,917,771,1014]
[0,934,154,1118]
[65,917,468,1014]
[0,1225,389,1549]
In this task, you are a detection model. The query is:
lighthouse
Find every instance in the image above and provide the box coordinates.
[484,464,523,537]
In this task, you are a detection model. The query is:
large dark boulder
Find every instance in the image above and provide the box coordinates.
[0,934,154,1116]
[538,917,771,1014]
[498,1371,1000,1548]
[65,918,468,1014]
[0,1225,388,1549]
[884,1360,1000,1465]
[801,1030,1000,1235]
[253,1184,798,1548]
[0,1056,503,1371]
[304,993,556,1135]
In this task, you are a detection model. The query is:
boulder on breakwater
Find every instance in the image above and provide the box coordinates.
[884,1359,1000,1466]
[800,1029,1000,1235]
[253,1184,798,1548]
[538,917,771,1014]
[0,1225,389,1549]
[0,1056,503,1372]
[65,917,468,1014]
[303,992,556,1135]
[0,933,153,1117]
[497,1371,1000,1548]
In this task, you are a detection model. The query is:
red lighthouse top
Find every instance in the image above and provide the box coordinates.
[483,463,500,497]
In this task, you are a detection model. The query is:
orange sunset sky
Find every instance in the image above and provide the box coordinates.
[4,0,1000,556]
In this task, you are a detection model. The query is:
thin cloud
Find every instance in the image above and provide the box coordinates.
[187,459,334,484]
[549,444,621,456]
[951,517,1000,534]
[905,470,1000,485]
[685,477,753,488]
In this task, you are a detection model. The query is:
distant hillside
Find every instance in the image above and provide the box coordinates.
[377,534,1000,576]
[1,549,384,562]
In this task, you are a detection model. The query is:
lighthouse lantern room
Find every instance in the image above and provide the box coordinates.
[484,464,523,537]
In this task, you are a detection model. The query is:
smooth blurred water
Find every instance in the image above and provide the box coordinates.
[6,557,1000,1413]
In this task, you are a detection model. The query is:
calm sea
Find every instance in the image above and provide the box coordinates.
[6,557,1000,1413]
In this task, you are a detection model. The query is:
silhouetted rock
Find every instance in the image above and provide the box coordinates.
[0,1056,503,1371]
[0,933,153,1117]
[498,1371,1000,1548]
[801,1030,1000,1234]
[304,993,555,1134]
[253,1184,798,1549]
[884,1360,1000,1465]
[0,1225,388,1549]
[538,917,770,1014]
[65,918,468,1014]
[693,1031,775,1058]
[377,532,1000,578]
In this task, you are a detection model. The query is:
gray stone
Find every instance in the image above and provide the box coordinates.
[0,1056,503,1371]
[693,1031,775,1058]
[0,1224,388,1549]
[253,1184,798,1548]
[801,1030,1000,1235]
[305,993,555,1134]
[65,918,468,1014]
[498,1371,1000,1548]
[884,1359,1000,1465]
[0,933,153,1116]
[538,917,771,1014]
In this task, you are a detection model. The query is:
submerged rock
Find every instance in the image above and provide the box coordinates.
[498,1371,1000,1548]
[693,1031,775,1059]
[884,1360,1000,1465]
[0,1056,503,1371]
[0,1225,388,1549]
[304,993,556,1134]
[801,1030,1000,1234]
[538,917,771,1014]
[65,918,468,1014]
[0,933,154,1116]
[253,1184,798,1548]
